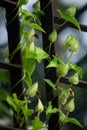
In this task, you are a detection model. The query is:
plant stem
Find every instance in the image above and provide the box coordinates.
[55,76,61,86]
[66,51,73,63]
[3,0,17,5]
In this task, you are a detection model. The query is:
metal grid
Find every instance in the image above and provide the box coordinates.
[0,0,87,130]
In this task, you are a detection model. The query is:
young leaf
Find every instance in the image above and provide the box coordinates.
[69,73,79,85]
[22,107,34,116]
[57,63,69,77]
[59,87,70,105]
[18,0,28,6]
[35,98,44,113]
[12,93,28,107]
[23,59,36,76]
[35,46,49,63]
[66,5,76,16]
[26,82,38,97]
[64,117,84,129]
[59,111,66,124]
[44,79,56,91]
[65,98,75,112]
[29,23,45,32]
[47,56,64,68]
[20,8,35,20]
[46,102,59,120]
[24,74,32,87]
[33,0,40,11]
[32,117,43,130]
[58,9,81,31]
[63,35,79,53]
[27,29,35,43]
[69,63,83,79]
[6,95,17,111]
[48,30,57,43]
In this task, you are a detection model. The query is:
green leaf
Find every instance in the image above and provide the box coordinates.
[35,46,49,63]
[44,79,56,91]
[33,0,40,11]
[58,9,81,31]
[12,93,29,107]
[32,117,43,130]
[66,5,76,16]
[18,0,28,6]
[63,35,79,53]
[65,98,75,112]
[59,111,66,124]
[20,8,35,20]
[46,102,59,120]
[6,95,17,111]
[0,89,9,100]
[24,21,45,33]
[47,56,64,68]
[64,117,84,129]
[25,51,37,59]
[33,10,45,20]
[0,69,10,84]
[26,82,38,97]
[23,59,36,76]
[69,63,83,79]
[48,30,57,43]
[22,107,34,116]
[24,74,32,87]
[27,29,35,43]
[60,87,70,99]
[29,23,45,32]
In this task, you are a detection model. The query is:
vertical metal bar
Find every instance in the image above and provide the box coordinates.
[40,0,59,130]
[6,0,24,100]
[5,1,25,129]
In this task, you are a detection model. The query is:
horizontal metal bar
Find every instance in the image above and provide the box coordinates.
[0,60,22,70]
[1,0,17,5]
[54,17,87,32]
[60,77,87,89]
[66,22,87,32]
[0,126,24,130]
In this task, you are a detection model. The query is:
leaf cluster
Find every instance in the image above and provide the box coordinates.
[0,2,84,130]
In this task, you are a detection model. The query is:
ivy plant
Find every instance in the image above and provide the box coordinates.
[46,32,83,129]
[0,1,84,130]
[45,5,83,129]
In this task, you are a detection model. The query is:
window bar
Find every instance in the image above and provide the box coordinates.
[40,0,59,130]
[60,77,87,89]
[54,17,87,32]
[2,0,25,129]
[1,0,17,5]
[0,61,22,70]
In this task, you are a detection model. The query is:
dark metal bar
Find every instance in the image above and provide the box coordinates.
[54,17,87,32]
[66,23,87,32]
[6,0,24,99]
[60,77,87,89]
[4,0,25,129]
[1,0,17,5]
[40,0,59,130]
[0,61,22,70]
[76,4,87,18]
[0,126,24,130]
